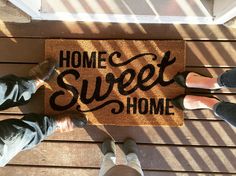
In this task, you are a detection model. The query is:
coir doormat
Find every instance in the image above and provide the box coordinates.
[45,40,185,126]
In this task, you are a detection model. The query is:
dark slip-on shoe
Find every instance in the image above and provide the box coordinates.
[123,138,138,155]
[173,71,191,88]
[171,94,221,110]
[171,94,186,110]
[102,139,116,155]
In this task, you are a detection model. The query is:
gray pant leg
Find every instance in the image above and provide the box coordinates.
[0,74,37,110]
[0,113,56,166]
[217,68,236,88]
[213,102,236,127]
[126,153,144,176]
[99,153,116,176]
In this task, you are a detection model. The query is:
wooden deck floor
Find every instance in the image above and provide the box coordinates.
[0,22,236,176]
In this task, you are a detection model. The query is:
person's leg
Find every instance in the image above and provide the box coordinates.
[99,139,116,176]
[0,59,57,110]
[0,113,87,166]
[123,138,144,176]
[126,153,143,176]
[0,75,37,110]
[99,153,116,176]
[217,68,236,88]
[0,113,55,166]
[172,95,236,127]
[175,68,236,89]
[213,102,236,127]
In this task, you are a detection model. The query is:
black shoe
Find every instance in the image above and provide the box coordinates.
[171,94,186,110]
[123,138,138,155]
[55,113,87,132]
[173,71,191,88]
[102,139,116,155]
[174,71,217,90]
[29,59,58,81]
[171,94,221,110]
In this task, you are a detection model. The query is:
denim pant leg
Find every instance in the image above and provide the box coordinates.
[126,153,144,176]
[0,113,56,166]
[99,153,116,176]
[213,102,236,127]
[217,68,236,88]
[0,74,37,110]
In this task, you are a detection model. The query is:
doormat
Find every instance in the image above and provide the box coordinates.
[45,40,185,126]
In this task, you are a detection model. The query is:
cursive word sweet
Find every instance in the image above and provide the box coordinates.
[50,51,176,114]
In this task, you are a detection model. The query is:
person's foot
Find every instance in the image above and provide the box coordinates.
[186,72,221,90]
[123,138,138,155]
[29,59,58,88]
[172,95,220,110]
[174,71,221,89]
[54,113,87,132]
[102,139,116,155]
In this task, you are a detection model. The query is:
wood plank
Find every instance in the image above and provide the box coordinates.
[0,64,36,76]
[0,22,236,40]
[9,142,236,173]
[1,39,236,67]
[0,115,235,146]
[186,41,236,67]
[0,38,44,63]
[1,166,233,176]
[0,166,98,176]
[46,120,236,147]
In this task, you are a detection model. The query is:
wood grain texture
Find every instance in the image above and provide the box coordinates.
[9,142,236,173]
[0,115,235,146]
[1,166,233,176]
[1,38,236,68]
[0,22,236,40]
[0,64,36,76]
[0,38,44,63]
[0,167,98,176]
[186,41,236,67]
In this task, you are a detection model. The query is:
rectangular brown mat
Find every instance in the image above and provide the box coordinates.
[45,40,185,126]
